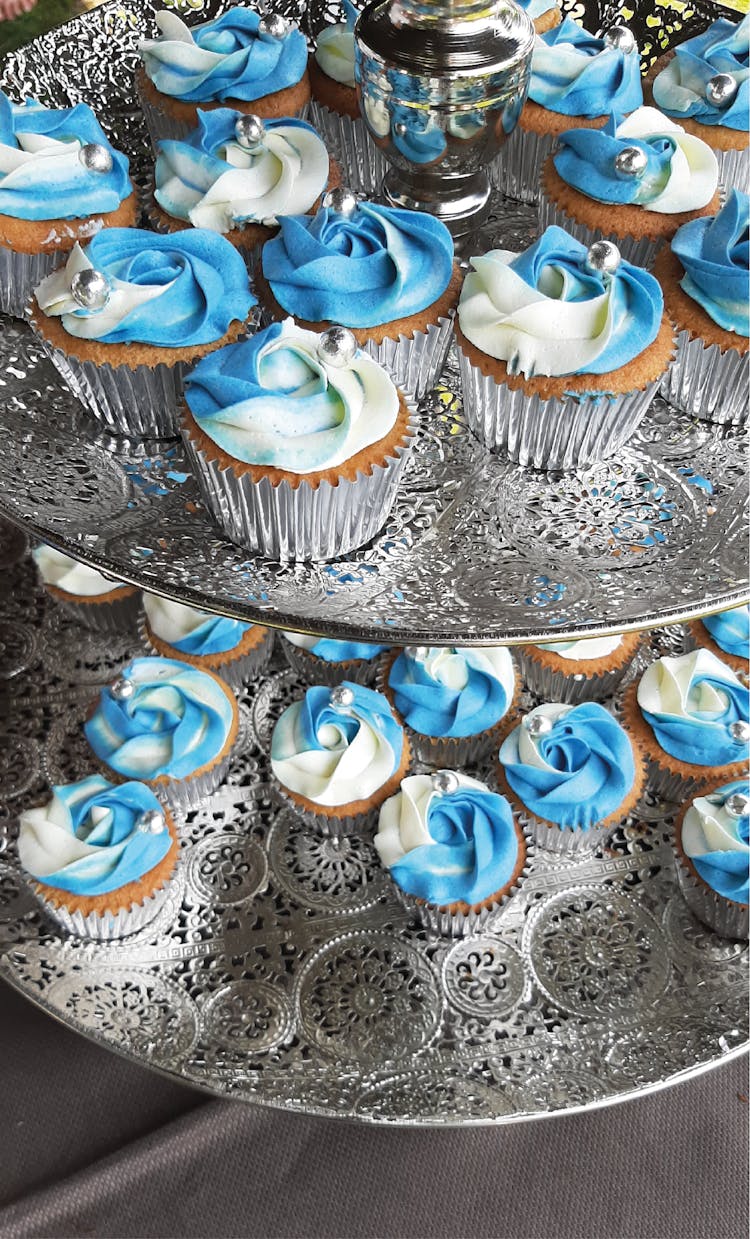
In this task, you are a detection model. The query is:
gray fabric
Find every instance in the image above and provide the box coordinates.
[0,983,747,1239]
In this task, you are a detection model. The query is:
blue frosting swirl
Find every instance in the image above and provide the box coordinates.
[389,783,520,906]
[84,656,235,781]
[672,190,750,335]
[553,111,697,206]
[652,16,749,131]
[19,776,172,897]
[0,92,131,222]
[499,703,636,829]
[686,779,750,903]
[140,9,308,103]
[170,616,251,657]
[702,605,750,661]
[287,636,388,662]
[279,681,403,759]
[388,647,515,739]
[640,661,750,767]
[58,228,254,347]
[262,201,454,327]
[530,18,643,117]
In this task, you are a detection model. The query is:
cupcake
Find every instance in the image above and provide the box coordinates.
[374,770,529,936]
[17,775,179,939]
[181,318,417,562]
[32,544,139,636]
[492,19,643,203]
[84,656,239,812]
[649,15,749,193]
[149,110,339,270]
[674,778,749,938]
[270,681,409,834]
[539,106,721,270]
[141,593,273,689]
[257,193,461,400]
[137,7,310,148]
[308,0,386,195]
[517,631,642,704]
[0,91,137,316]
[622,649,750,802]
[29,227,255,439]
[689,604,749,676]
[280,631,389,686]
[381,645,519,766]
[455,226,674,471]
[654,189,749,426]
[497,701,647,854]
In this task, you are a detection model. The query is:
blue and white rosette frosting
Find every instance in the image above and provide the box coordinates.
[30,227,254,438]
[498,701,641,853]
[375,771,530,935]
[676,779,749,938]
[140,594,272,688]
[32,543,139,636]
[270,681,406,833]
[84,656,238,811]
[699,605,750,664]
[281,630,389,686]
[456,225,667,470]
[17,775,177,939]
[659,190,749,426]
[262,200,456,400]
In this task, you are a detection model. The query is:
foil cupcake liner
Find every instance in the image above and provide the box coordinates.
[644,757,704,806]
[537,194,662,270]
[674,848,749,940]
[457,350,660,472]
[659,329,749,427]
[277,784,378,837]
[361,317,455,403]
[490,127,556,204]
[280,639,383,687]
[398,723,501,769]
[0,246,63,318]
[716,145,749,196]
[33,875,174,941]
[516,649,635,705]
[307,102,387,196]
[516,809,610,857]
[137,613,274,690]
[146,745,236,814]
[183,407,419,562]
[50,588,142,637]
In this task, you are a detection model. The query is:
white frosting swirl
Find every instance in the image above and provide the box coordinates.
[615,107,718,214]
[315,22,356,88]
[143,594,224,644]
[515,703,571,767]
[683,791,750,860]
[534,635,623,660]
[35,242,163,341]
[375,771,487,868]
[412,647,515,694]
[637,648,741,718]
[33,545,129,597]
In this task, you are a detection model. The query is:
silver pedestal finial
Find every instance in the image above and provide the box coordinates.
[354,0,534,239]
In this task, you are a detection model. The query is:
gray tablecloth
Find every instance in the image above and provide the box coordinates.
[0,981,746,1239]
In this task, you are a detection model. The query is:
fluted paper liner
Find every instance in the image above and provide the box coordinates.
[361,318,455,403]
[490,127,555,204]
[33,873,175,941]
[137,613,274,690]
[0,246,63,318]
[458,349,661,471]
[516,648,635,705]
[146,746,236,814]
[277,783,379,837]
[715,145,749,196]
[280,639,384,688]
[674,844,749,940]
[660,329,749,426]
[537,194,663,270]
[48,588,141,637]
[307,102,387,196]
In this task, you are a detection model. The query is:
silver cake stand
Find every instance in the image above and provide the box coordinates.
[0,0,747,1125]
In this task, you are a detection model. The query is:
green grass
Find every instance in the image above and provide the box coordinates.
[0,0,86,58]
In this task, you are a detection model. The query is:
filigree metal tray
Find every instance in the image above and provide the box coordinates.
[0,0,747,645]
[1,522,747,1125]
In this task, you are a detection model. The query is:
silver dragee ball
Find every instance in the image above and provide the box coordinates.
[71,268,111,311]
[234,114,265,148]
[603,25,637,54]
[258,13,287,38]
[585,240,621,276]
[322,187,359,218]
[78,142,113,173]
[706,73,739,109]
[724,792,750,819]
[432,770,459,795]
[330,684,355,710]
[318,326,357,368]
[729,720,750,744]
[523,712,553,737]
[109,675,135,701]
[137,809,166,834]
[614,145,648,179]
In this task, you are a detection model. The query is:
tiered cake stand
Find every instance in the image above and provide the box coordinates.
[0,0,747,1126]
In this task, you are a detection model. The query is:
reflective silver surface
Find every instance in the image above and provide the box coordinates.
[1,529,747,1124]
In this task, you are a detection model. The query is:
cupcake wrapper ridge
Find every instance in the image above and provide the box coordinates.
[51,589,141,638]
[537,194,663,270]
[280,639,383,687]
[277,783,378,837]
[715,146,749,197]
[33,876,174,941]
[0,246,62,318]
[516,649,635,705]
[146,745,236,813]
[490,127,555,204]
[660,329,749,426]
[307,102,387,196]
[675,847,749,939]
[360,317,455,403]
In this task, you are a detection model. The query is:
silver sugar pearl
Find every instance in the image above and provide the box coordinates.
[330,684,355,710]
[603,25,636,54]
[523,712,553,737]
[705,73,739,109]
[234,114,265,149]
[724,792,750,818]
[258,13,288,38]
[432,770,459,795]
[729,720,750,745]
[137,809,166,834]
[70,267,111,311]
[78,142,113,173]
[109,675,135,701]
[318,326,357,368]
[585,240,621,276]
[322,187,359,217]
[614,145,648,179]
